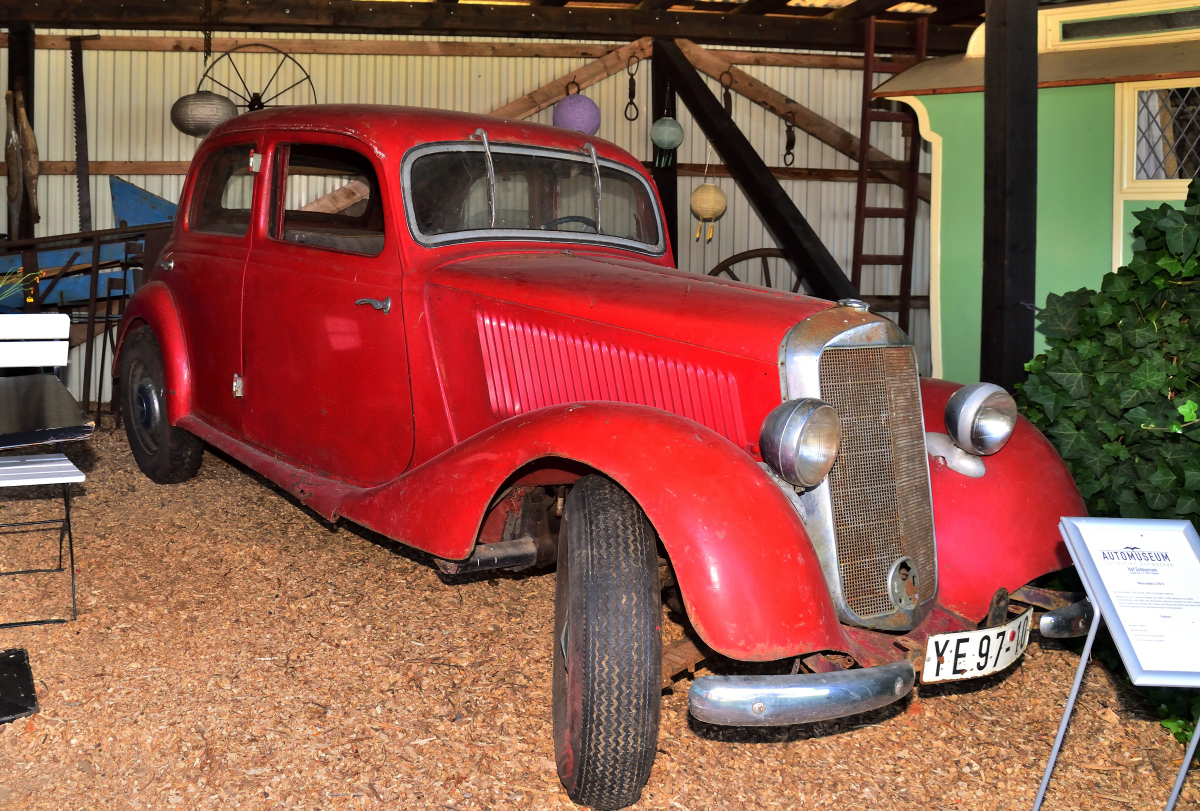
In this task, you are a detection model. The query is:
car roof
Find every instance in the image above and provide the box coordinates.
[209,104,641,167]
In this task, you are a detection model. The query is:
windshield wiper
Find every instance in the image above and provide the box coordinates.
[473,128,497,229]
[583,142,602,235]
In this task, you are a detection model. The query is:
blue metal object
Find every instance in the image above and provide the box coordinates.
[109,177,177,228]
[0,178,175,308]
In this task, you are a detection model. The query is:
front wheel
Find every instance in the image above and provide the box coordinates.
[553,475,661,810]
[119,325,204,484]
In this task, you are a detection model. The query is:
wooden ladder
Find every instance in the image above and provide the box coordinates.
[849,15,928,333]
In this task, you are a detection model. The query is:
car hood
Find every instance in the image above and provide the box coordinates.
[425,250,834,364]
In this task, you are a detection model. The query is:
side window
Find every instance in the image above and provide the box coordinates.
[191,144,257,237]
[270,143,384,256]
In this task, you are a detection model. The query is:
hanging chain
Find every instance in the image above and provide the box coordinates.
[202,0,213,65]
[783,111,796,167]
[624,55,640,122]
[720,70,733,116]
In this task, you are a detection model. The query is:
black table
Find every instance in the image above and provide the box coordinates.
[0,374,94,451]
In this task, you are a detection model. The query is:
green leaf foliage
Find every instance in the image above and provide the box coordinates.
[1016,186,1200,745]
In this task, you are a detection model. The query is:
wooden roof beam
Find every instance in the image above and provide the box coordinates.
[824,0,905,21]
[929,0,984,25]
[675,38,929,201]
[732,0,794,16]
[490,37,653,120]
[0,1,973,53]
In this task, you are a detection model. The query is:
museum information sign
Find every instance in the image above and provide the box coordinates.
[1035,518,1200,811]
[1060,517,1200,688]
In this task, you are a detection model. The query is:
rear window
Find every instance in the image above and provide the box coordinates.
[190,144,257,237]
[404,143,663,253]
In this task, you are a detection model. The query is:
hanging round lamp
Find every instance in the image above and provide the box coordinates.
[650,116,684,168]
[552,80,601,136]
[170,91,239,138]
[690,182,727,243]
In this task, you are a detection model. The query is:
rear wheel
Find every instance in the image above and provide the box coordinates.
[553,475,661,810]
[119,326,204,484]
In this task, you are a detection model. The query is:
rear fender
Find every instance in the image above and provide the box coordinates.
[338,402,855,662]
[113,281,193,424]
[921,379,1084,620]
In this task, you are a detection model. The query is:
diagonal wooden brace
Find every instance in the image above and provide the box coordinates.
[675,38,929,203]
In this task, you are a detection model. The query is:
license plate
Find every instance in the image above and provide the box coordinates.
[921,610,1032,683]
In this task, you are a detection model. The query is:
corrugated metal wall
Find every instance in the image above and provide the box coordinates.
[4,30,932,390]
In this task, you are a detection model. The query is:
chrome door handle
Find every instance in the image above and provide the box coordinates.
[355,296,391,315]
[157,257,174,272]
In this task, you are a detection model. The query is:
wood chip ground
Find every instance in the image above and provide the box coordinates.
[0,426,1195,809]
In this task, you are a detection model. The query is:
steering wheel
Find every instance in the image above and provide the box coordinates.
[542,215,598,232]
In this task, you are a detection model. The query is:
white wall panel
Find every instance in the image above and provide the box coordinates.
[6,31,931,372]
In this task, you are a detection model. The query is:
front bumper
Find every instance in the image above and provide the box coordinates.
[1038,598,1094,638]
[688,660,915,727]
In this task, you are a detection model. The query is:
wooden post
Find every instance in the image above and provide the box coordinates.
[656,39,857,302]
[7,23,35,242]
[980,0,1037,390]
[651,47,679,260]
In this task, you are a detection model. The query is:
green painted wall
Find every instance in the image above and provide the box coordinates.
[922,83,1115,383]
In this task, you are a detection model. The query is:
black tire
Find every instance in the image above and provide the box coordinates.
[119,325,204,484]
[553,475,661,810]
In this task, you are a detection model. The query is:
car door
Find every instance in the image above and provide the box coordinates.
[166,139,260,435]
[240,135,414,486]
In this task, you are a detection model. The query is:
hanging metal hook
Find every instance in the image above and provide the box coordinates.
[625,55,640,122]
[720,70,734,116]
[783,111,796,167]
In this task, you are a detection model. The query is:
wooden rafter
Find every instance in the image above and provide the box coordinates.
[21,35,620,58]
[635,0,678,11]
[824,0,905,21]
[2,34,891,70]
[490,38,653,121]
[731,0,794,15]
[930,0,984,25]
[0,1,974,52]
[676,38,930,202]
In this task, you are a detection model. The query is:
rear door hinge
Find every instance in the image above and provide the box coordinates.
[232,373,244,398]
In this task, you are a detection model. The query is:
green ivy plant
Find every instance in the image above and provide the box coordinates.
[1018,182,1200,521]
[1016,180,1200,745]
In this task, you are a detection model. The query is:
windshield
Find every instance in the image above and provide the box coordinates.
[404,143,663,252]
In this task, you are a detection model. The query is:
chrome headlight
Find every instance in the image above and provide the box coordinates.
[944,383,1017,456]
[760,398,841,488]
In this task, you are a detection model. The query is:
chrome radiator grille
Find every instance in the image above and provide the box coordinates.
[818,346,935,620]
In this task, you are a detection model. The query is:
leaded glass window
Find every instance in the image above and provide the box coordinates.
[1136,86,1200,181]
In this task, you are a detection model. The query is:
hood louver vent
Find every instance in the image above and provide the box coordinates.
[477,311,748,447]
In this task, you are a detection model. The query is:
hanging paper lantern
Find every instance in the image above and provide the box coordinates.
[690,182,727,243]
[650,117,684,168]
[553,93,601,136]
[651,117,684,150]
[170,91,239,138]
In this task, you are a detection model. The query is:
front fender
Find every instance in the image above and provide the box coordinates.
[114,281,193,424]
[921,379,1084,621]
[338,402,856,662]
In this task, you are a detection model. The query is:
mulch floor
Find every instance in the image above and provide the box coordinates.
[0,424,1195,810]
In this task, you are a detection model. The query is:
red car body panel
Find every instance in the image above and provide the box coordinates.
[920,379,1083,619]
[114,105,1085,666]
[337,402,861,661]
[116,281,194,424]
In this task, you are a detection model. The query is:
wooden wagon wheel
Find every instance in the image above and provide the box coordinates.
[707,248,807,293]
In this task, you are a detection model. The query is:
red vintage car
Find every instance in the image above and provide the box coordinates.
[114,105,1089,810]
